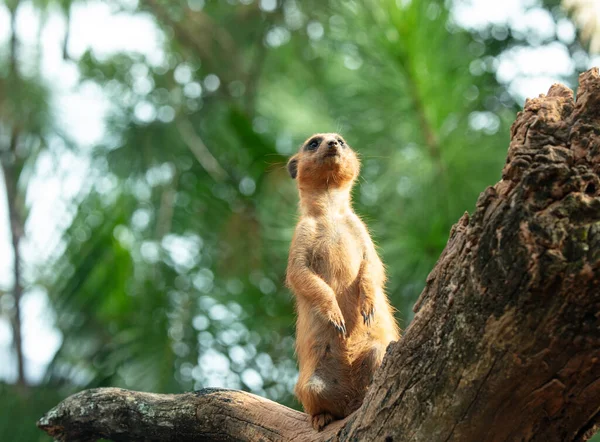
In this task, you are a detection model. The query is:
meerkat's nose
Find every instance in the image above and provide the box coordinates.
[327,139,339,148]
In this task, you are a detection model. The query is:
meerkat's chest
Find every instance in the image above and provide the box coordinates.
[309,220,363,281]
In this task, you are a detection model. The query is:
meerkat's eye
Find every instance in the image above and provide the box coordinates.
[338,138,345,147]
[306,138,321,151]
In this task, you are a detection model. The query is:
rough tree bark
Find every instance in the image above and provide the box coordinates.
[38,69,600,441]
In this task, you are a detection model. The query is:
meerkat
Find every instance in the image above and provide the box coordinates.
[286,133,400,431]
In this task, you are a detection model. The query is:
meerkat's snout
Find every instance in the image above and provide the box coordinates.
[323,137,342,157]
[325,136,341,148]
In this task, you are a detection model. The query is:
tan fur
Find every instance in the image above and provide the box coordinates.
[286,133,400,431]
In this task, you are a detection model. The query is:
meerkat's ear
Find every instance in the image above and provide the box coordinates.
[287,155,298,179]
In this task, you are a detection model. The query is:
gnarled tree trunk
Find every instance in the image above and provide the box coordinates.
[38,69,600,442]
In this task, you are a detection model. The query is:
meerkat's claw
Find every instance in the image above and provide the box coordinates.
[331,320,347,337]
[362,307,375,325]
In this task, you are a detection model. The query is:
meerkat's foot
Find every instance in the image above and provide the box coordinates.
[311,412,335,431]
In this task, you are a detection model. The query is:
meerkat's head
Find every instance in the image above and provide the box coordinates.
[287,133,360,190]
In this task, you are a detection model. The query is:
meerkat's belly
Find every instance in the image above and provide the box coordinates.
[309,222,363,291]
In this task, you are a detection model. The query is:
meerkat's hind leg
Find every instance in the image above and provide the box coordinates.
[355,343,386,390]
[311,412,335,431]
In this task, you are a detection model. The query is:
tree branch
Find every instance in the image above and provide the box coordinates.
[1,126,26,390]
[4,0,27,390]
[37,387,345,441]
[38,69,600,441]
[8,0,21,75]
[176,119,228,182]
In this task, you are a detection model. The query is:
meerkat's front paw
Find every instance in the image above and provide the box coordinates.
[311,412,334,431]
[325,304,346,338]
[360,295,375,326]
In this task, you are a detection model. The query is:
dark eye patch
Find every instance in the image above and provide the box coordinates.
[305,137,321,151]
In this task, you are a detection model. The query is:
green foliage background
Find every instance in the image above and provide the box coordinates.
[0,0,597,440]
